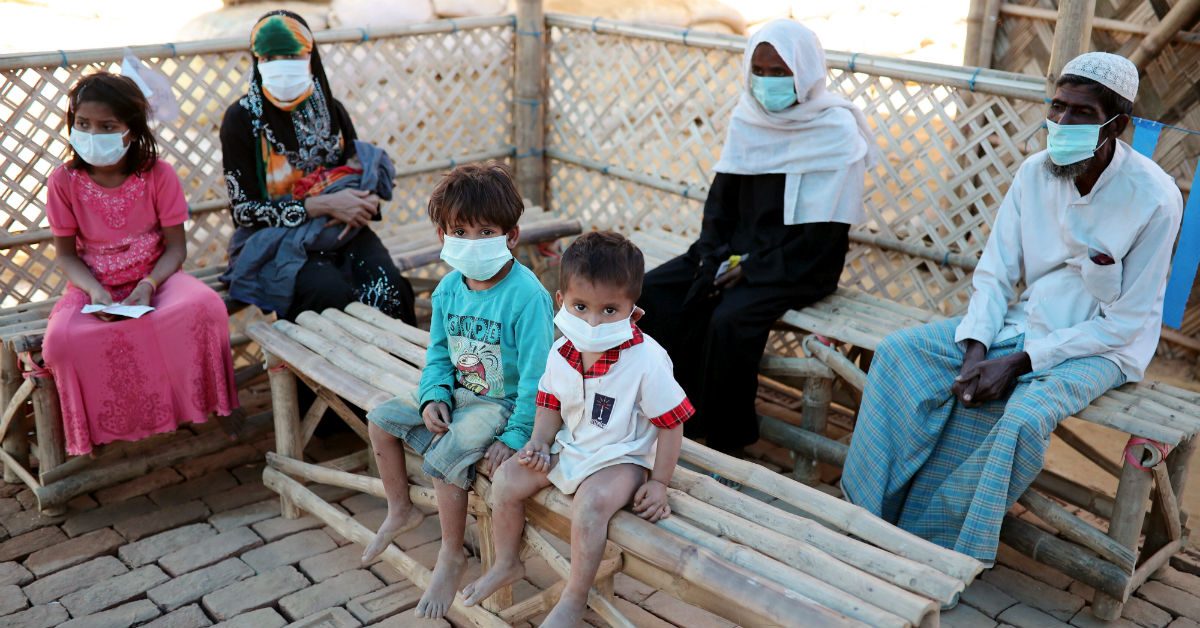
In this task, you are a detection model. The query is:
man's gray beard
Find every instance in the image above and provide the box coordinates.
[1045,156,1092,180]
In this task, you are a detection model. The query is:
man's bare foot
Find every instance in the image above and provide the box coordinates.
[541,590,587,628]
[361,505,424,563]
[462,560,525,607]
[415,547,467,618]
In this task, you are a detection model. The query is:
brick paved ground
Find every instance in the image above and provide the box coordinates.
[2,420,1198,628]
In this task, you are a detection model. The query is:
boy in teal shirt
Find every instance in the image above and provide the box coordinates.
[364,163,554,619]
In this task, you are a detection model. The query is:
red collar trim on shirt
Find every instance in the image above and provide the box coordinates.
[558,324,644,378]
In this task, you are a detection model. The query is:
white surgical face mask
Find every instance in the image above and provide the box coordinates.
[553,305,635,352]
[1045,115,1118,166]
[70,129,129,167]
[440,234,512,281]
[258,59,313,102]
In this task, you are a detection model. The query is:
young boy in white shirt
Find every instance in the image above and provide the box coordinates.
[461,231,694,627]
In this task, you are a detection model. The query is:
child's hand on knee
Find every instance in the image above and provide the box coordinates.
[517,440,551,473]
[422,401,451,434]
[633,479,670,522]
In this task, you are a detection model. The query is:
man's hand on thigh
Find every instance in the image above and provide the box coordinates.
[955,351,1032,407]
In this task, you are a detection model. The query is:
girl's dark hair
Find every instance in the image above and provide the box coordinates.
[427,162,524,232]
[66,72,158,174]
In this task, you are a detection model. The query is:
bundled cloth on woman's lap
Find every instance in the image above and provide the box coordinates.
[221,140,395,314]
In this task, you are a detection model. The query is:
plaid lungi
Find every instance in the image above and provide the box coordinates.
[841,317,1124,563]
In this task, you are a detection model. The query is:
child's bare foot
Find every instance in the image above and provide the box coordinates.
[462,560,524,607]
[215,408,247,441]
[415,547,467,618]
[541,590,587,628]
[361,506,424,563]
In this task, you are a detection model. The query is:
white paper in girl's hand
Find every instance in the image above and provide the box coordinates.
[81,304,155,319]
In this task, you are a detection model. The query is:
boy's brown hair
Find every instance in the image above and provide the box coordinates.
[427,162,523,232]
[559,231,645,300]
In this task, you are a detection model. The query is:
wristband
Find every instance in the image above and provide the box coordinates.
[137,277,157,294]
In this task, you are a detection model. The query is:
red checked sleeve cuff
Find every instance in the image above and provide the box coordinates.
[535,390,561,411]
[649,398,694,429]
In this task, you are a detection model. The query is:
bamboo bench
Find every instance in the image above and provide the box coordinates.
[248,301,983,628]
[0,212,581,513]
[0,265,276,513]
[631,228,1200,619]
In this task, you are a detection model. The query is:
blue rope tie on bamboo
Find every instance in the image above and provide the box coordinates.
[968,67,981,92]
[848,53,861,73]
[167,43,178,57]
[58,50,68,68]
[514,98,541,108]
[448,157,456,167]
[941,252,951,268]
[591,16,601,32]
[447,18,458,33]
[682,27,691,46]
[515,148,544,159]
[358,28,369,42]
[516,28,543,38]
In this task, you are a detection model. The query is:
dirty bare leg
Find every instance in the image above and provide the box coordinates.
[542,464,643,628]
[362,422,424,563]
[415,477,470,618]
[463,458,550,606]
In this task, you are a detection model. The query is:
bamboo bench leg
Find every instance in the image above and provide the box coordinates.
[476,511,514,612]
[31,372,66,515]
[266,352,303,519]
[792,376,831,485]
[1,347,30,484]
[1092,442,1156,620]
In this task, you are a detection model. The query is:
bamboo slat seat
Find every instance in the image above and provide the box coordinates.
[248,300,984,628]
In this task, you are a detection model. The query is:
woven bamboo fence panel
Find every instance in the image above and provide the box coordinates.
[989,0,1200,350]
[0,18,515,308]
[544,16,1047,317]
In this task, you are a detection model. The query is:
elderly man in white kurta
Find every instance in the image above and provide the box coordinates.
[841,52,1182,565]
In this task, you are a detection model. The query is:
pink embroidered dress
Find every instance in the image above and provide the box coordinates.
[42,160,238,455]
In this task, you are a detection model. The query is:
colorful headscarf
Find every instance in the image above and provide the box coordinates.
[252,14,314,58]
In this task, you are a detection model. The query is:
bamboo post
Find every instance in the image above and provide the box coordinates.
[475,511,514,612]
[792,376,832,485]
[1,347,29,484]
[263,467,511,628]
[515,0,546,208]
[1128,0,1200,70]
[31,373,65,495]
[963,0,986,66]
[266,352,304,519]
[1143,434,1194,558]
[1092,442,1157,620]
[977,0,1003,69]
[1046,0,1097,97]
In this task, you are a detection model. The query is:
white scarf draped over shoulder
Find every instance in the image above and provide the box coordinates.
[713,19,876,225]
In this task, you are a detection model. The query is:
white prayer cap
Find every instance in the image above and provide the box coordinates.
[1060,52,1138,103]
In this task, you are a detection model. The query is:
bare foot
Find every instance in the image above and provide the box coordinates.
[215,408,247,441]
[462,560,525,607]
[361,505,424,563]
[541,590,587,628]
[415,547,467,619]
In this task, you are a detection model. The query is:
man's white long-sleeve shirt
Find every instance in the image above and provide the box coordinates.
[954,141,1183,381]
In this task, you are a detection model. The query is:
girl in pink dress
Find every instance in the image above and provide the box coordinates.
[42,72,238,456]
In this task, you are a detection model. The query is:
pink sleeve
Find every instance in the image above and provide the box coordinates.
[152,161,189,227]
[45,167,79,237]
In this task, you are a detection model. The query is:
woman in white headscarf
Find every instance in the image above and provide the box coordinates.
[638,19,875,455]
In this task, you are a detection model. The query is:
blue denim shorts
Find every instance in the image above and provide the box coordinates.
[367,388,514,490]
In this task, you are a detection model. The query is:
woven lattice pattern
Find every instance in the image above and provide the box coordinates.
[545,26,1046,316]
[0,25,513,307]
